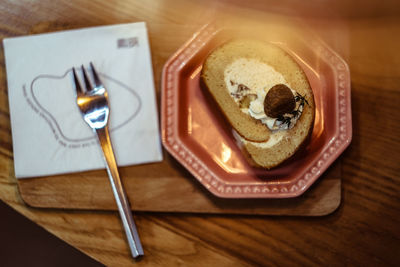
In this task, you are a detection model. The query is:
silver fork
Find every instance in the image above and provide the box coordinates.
[72,63,144,258]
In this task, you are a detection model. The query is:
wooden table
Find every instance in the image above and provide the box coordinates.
[0,0,399,266]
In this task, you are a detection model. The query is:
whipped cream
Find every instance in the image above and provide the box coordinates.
[224,58,304,131]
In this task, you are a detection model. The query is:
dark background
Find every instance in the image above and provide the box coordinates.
[0,201,103,267]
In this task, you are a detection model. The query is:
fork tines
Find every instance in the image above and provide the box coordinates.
[72,62,103,93]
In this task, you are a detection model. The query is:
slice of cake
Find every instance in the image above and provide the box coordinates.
[201,39,315,169]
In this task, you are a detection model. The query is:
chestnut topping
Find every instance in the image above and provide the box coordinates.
[264,84,295,118]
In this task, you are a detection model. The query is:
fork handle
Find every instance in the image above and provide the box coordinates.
[95,127,144,258]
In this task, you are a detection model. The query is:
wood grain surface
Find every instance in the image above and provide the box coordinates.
[0,0,399,266]
[17,154,341,216]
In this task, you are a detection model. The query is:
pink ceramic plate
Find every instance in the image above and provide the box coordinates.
[161,23,352,198]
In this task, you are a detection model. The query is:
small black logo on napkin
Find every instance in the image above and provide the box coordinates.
[117,37,138,48]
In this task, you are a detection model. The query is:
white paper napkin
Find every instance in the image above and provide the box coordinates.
[3,22,163,178]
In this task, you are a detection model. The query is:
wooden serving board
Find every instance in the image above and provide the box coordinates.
[14,22,341,217]
[17,152,341,216]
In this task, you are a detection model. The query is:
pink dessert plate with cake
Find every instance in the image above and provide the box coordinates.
[161,22,352,198]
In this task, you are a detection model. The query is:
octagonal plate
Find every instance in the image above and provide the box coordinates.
[161,23,352,198]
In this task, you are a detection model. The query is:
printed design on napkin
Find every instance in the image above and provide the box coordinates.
[117,37,138,48]
[24,68,142,148]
